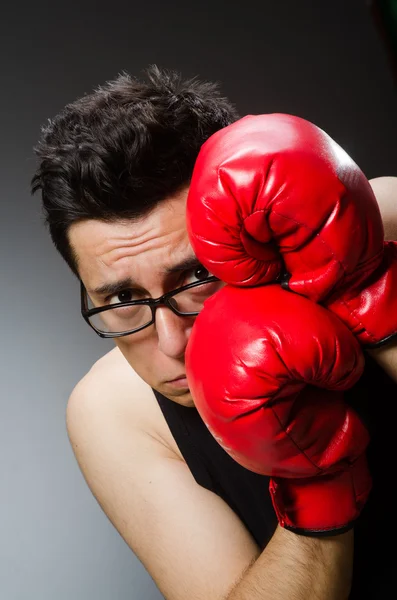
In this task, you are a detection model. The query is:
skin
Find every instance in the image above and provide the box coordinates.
[70,186,198,407]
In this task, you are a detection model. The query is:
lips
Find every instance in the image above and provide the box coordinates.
[167,374,186,383]
[165,375,189,389]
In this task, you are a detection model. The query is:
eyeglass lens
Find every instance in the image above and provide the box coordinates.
[86,279,223,334]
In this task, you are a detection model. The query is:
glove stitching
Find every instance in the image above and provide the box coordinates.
[242,206,385,342]
[242,206,351,299]
[236,344,324,476]
[243,206,349,263]
[329,248,387,344]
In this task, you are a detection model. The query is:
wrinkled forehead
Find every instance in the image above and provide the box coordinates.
[69,193,194,289]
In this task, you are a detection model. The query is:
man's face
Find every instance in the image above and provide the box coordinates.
[69,187,209,407]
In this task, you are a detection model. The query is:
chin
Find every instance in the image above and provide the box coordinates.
[163,388,195,408]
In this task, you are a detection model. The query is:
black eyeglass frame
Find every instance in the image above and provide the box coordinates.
[80,275,220,339]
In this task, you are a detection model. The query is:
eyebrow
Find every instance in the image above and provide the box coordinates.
[88,256,202,297]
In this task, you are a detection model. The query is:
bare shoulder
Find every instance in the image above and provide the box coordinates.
[66,346,183,459]
[65,348,260,600]
[369,175,397,197]
[369,176,397,240]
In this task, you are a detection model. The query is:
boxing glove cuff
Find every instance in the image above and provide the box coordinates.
[327,242,397,348]
[269,453,372,536]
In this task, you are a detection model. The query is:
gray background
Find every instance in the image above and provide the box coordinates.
[1,1,396,598]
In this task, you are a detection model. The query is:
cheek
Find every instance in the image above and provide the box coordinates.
[115,333,157,376]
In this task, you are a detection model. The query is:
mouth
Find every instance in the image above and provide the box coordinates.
[165,375,189,389]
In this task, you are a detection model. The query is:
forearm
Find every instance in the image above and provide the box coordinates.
[368,338,397,383]
[226,526,353,600]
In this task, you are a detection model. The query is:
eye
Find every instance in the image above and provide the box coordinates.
[185,265,211,285]
[108,290,137,305]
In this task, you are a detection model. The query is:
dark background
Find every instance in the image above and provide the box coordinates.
[1,1,396,598]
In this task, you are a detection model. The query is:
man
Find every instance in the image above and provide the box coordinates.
[31,66,397,599]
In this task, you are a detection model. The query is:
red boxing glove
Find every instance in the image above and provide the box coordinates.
[185,285,371,535]
[186,113,397,347]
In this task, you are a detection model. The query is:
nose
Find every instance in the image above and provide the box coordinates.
[155,306,194,359]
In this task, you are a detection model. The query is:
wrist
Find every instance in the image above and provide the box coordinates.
[281,527,354,599]
[226,525,354,600]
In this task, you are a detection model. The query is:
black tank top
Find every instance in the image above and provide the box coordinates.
[153,355,396,598]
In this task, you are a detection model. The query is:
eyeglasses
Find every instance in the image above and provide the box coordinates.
[81,276,223,338]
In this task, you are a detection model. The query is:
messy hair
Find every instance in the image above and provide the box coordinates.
[31,65,239,276]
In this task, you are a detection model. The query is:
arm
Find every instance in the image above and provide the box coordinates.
[368,176,397,382]
[226,526,353,600]
[66,361,354,600]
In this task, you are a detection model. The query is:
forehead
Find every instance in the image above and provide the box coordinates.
[69,192,192,286]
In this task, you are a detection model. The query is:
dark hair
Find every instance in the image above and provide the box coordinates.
[31,65,239,276]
